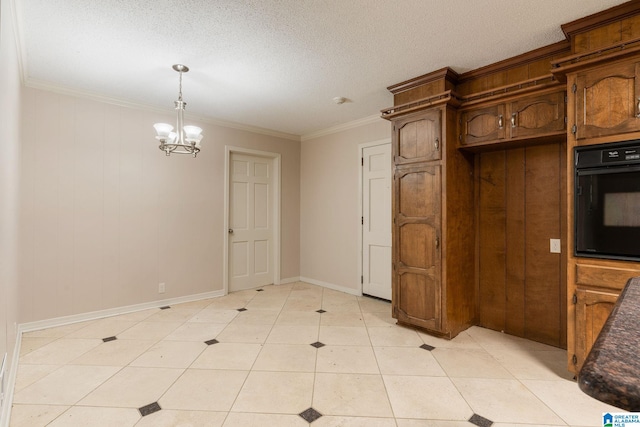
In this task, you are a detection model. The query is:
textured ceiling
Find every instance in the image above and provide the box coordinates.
[16,0,628,137]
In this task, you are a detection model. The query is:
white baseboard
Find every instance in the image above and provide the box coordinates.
[0,289,227,427]
[299,276,362,296]
[19,289,225,333]
[279,276,301,285]
[0,338,19,427]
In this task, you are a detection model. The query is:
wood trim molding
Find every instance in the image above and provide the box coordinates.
[387,67,459,95]
[457,41,570,83]
[561,1,640,40]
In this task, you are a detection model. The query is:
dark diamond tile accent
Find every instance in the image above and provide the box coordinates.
[237,308,248,312]
[159,306,171,310]
[139,401,161,417]
[204,339,219,346]
[420,343,435,351]
[316,309,327,314]
[469,413,493,427]
[310,341,325,348]
[299,407,323,423]
[102,336,117,343]
[256,289,264,292]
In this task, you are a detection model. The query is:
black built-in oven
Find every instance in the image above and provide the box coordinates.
[575,141,640,261]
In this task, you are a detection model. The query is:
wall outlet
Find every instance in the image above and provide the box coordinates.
[158,282,166,294]
[550,239,561,254]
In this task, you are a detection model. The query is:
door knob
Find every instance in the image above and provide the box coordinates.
[228,228,234,234]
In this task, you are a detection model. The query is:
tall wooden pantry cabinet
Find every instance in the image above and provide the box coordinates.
[382,69,476,338]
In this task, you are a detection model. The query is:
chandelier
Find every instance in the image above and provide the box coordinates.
[153,64,203,157]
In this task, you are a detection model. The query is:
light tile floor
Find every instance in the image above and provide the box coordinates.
[9,282,620,426]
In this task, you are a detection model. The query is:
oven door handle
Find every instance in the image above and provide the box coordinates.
[577,165,640,176]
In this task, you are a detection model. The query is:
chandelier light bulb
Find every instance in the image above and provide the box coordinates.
[153,123,173,137]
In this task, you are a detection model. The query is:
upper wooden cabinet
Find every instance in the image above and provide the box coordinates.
[393,110,441,164]
[459,104,506,146]
[459,89,566,148]
[573,60,640,140]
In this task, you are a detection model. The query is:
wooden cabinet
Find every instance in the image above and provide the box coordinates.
[567,262,640,372]
[574,60,640,141]
[394,110,441,164]
[459,104,506,145]
[459,90,566,147]
[393,164,441,331]
[388,102,475,339]
[510,91,566,139]
[574,288,618,369]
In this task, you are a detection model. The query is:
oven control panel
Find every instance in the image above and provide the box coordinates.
[602,146,640,163]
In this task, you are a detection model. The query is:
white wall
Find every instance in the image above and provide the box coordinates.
[0,0,22,415]
[19,88,300,323]
[300,119,390,294]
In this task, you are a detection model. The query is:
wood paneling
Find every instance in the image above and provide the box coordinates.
[505,149,526,337]
[477,143,565,347]
[524,144,562,346]
[478,150,507,331]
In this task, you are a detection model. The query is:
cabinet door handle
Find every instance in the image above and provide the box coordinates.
[637,98,640,118]
[498,115,504,129]
[511,113,517,128]
[434,137,440,151]
[435,236,440,249]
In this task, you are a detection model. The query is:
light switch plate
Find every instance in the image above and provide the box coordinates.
[550,239,561,253]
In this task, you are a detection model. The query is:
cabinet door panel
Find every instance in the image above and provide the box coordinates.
[576,61,640,140]
[394,111,441,164]
[459,104,506,145]
[397,167,439,219]
[574,289,618,370]
[393,164,441,332]
[398,223,437,270]
[510,91,566,139]
[395,272,440,330]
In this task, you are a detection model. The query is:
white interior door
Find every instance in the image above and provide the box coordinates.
[362,143,392,300]
[229,153,274,291]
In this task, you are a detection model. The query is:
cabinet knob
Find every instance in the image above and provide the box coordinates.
[434,138,440,151]
[498,115,504,129]
[511,113,517,128]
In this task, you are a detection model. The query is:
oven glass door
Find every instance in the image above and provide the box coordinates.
[576,166,640,260]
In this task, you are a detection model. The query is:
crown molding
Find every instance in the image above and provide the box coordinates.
[301,114,385,141]
[23,78,302,142]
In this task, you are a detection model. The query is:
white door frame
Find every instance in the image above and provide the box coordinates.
[358,138,392,295]
[223,146,281,294]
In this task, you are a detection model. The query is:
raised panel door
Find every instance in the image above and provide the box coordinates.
[393,164,442,331]
[574,289,618,370]
[459,104,506,145]
[510,91,566,139]
[575,61,640,140]
[393,110,442,165]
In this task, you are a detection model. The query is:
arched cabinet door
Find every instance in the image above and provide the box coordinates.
[393,110,442,165]
[459,104,507,146]
[392,164,442,331]
[575,60,640,140]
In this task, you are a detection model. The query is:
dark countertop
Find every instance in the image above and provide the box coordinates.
[579,276,640,411]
